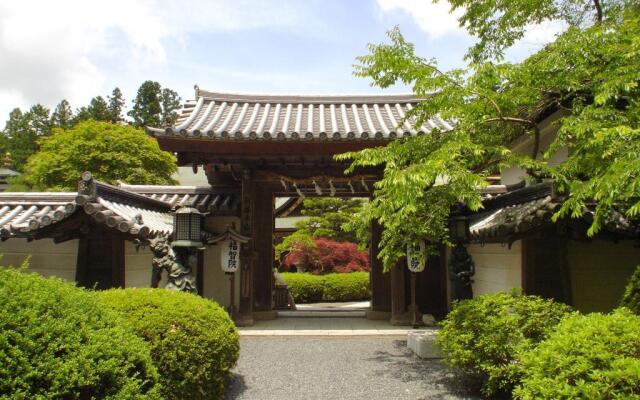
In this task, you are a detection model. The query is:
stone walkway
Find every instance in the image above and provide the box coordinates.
[224,335,477,400]
[225,317,477,399]
[239,317,415,336]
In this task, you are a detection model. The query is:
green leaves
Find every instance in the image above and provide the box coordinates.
[342,1,640,270]
[17,120,177,191]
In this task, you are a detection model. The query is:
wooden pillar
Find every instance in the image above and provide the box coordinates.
[111,234,125,288]
[252,184,274,312]
[75,237,89,284]
[368,221,391,318]
[238,170,255,325]
[390,260,410,325]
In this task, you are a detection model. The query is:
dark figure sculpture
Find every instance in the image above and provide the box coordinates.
[449,243,475,301]
[149,234,197,293]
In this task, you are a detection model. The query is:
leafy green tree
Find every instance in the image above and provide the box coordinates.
[275,198,368,262]
[129,81,181,128]
[17,120,177,190]
[339,0,640,269]
[161,88,181,125]
[107,87,125,123]
[51,99,74,129]
[296,198,366,243]
[87,96,111,122]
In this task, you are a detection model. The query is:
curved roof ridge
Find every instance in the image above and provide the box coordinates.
[197,89,425,105]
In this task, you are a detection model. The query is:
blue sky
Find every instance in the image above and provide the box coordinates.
[0,0,558,124]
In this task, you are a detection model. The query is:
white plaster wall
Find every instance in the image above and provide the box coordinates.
[501,110,569,185]
[274,216,308,229]
[0,238,78,281]
[202,216,242,307]
[124,241,157,288]
[467,241,522,296]
[568,240,640,312]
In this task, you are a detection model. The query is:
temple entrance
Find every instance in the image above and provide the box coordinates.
[149,89,450,326]
[273,196,372,316]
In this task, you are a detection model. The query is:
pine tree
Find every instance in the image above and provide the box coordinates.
[161,88,181,125]
[51,99,74,129]
[72,106,92,125]
[3,108,37,171]
[128,81,162,128]
[87,96,110,122]
[107,87,125,123]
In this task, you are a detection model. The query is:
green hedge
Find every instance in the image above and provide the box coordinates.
[436,291,573,398]
[0,267,161,399]
[280,272,370,303]
[98,288,240,400]
[514,309,640,399]
[621,265,640,315]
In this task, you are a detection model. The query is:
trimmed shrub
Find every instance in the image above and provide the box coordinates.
[436,291,573,398]
[280,272,325,303]
[0,267,161,399]
[621,265,640,315]
[98,288,240,400]
[322,272,370,302]
[514,309,640,400]
[281,272,370,303]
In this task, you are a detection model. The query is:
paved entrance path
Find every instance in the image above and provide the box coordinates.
[224,335,477,400]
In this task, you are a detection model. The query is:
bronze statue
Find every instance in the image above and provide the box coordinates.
[449,243,475,301]
[149,233,197,293]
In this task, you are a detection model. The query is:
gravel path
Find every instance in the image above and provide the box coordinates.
[225,336,477,400]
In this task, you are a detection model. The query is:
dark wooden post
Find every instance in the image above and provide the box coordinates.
[252,184,275,313]
[368,221,391,319]
[390,260,409,325]
[238,169,255,326]
[111,234,125,288]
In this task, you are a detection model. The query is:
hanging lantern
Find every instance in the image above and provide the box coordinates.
[204,225,251,273]
[406,240,426,273]
[448,215,469,243]
[220,238,240,273]
[172,207,205,247]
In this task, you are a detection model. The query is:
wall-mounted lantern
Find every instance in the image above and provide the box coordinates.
[172,207,206,248]
[205,225,251,315]
[206,226,251,273]
[448,215,469,243]
[406,240,427,273]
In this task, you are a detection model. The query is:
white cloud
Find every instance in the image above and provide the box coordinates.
[376,0,565,61]
[376,0,467,38]
[0,0,310,127]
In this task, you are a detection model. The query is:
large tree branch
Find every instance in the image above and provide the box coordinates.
[482,116,535,126]
[593,0,603,23]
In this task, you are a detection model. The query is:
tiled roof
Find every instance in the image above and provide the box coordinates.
[118,184,239,214]
[148,89,454,141]
[468,183,637,240]
[0,193,173,240]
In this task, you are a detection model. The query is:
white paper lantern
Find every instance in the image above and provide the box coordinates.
[221,239,240,273]
[406,240,426,273]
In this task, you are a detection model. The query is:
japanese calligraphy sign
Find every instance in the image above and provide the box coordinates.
[406,240,426,273]
[221,239,240,273]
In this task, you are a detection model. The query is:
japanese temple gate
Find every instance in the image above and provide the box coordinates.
[149,89,451,325]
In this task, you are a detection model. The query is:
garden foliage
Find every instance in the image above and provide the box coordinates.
[338,0,640,270]
[98,288,239,400]
[436,291,573,398]
[0,267,161,399]
[280,272,370,303]
[281,237,369,274]
[621,265,640,315]
[15,120,177,191]
[514,309,640,400]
